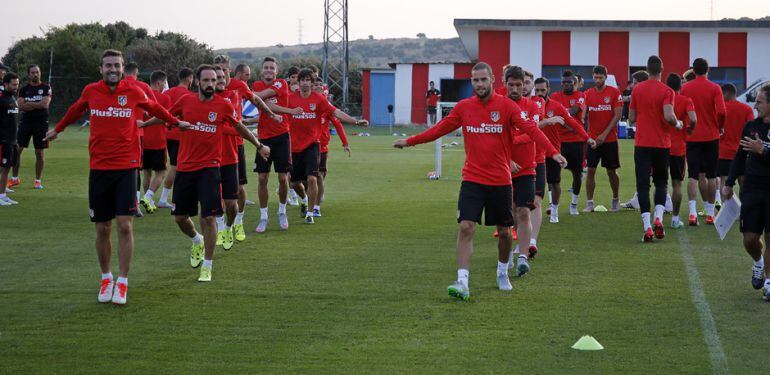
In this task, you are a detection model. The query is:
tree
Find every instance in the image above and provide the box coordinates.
[416,33,426,39]
[126,32,212,86]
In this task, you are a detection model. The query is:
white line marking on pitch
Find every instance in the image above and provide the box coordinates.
[677,230,730,374]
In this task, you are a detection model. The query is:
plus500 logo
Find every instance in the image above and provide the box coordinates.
[465,123,503,134]
[190,122,218,133]
[589,105,612,112]
[90,107,133,118]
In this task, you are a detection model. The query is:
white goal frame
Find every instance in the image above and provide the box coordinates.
[433,101,458,179]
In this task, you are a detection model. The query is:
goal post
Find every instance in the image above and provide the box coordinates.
[433,101,458,179]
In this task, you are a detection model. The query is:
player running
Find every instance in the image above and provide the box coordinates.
[138,70,172,214]
[551,70,587,216]
[0,73,20,206]
[628,56,680,242]
[123,62,158,217]
[666,73,697,229]
[722,84,770,300]
[583,65,623,212]
[718,83,755,201]
[11,65,51,190]
[394,62,566,300]
[288,68,367,223]
[157,67,195,209]
[681,58,726,226]
[44,50,184,304]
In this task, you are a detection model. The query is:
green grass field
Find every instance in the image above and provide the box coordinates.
[1,128,766,373]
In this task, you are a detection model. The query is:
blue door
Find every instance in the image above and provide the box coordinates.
[370,72,395,126]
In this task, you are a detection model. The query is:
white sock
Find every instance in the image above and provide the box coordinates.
[530,238,537,247]
[136,191,141,202]
[586,199,594,207]
[497,261,508,275]
[144,190,154,200]
[10,176,18,181]
[0,194,6,199]
[672,215,681,225]
[313,205,320,211]
[101,272,113,281]
[116,277,127,286]
[235,212,244,225]
[278,203,286,214]
[551,204,559,216]
[548,190,553,204]
[203,259,212,268]
[457,269,469,287]
[216,216,225,231]
[654,205,665,222]
[225,223,232,230]
[688,200,697,216]
[302,195,308,204]
[571,194,579,205]
[192,233,203,244]
[755,257,764,268]
[706,203,715,217]
[260,207,268,220]
[160,187,171,202]
[641,212,651,229]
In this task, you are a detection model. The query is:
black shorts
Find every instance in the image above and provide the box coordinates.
[291,143,320,182]
[634,147,669,189]
[237,144,248,185]
[740,188,770,234]
[220,163,239,200]
[512,175,536,210]
[172,167,223,218]
[255,132,292,174]
[717,158,733,177]
[427,106,437,114]
[561,141,586,172]
[545,157,562,184]
[17,118,49,149]
[88,169,137,222]
[586,141,620,169]
[1,142,18,168]
[319,151,329,173]
[686,140,719,179]
[142,148,167,171]
[670,155,686,181]
[167,139,180,167]
[535,162,546,198]
[457,181,514,226]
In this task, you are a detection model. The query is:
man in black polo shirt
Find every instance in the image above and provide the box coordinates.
[723,84,770,301]
[11,65,51,189]
[0,72,20,205]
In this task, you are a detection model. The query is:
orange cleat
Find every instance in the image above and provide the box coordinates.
[653,219,665,239]
[511,227,518,240]
[706,215,714,225]
[33,180,44,189]
[643,228,654,243]
[493,229,499,238]
[528,245,538,259]
[7,178,20,188]
[688,214,699,226]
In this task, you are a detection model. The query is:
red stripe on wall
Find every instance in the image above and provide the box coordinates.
[454,63,474,79]
[478,30,510,88]
[411,64,429,124]
[541,31,570,66]
[598,31,629,92]
[718,32,747,68]
[659,32,690,80]
[362,70,370,121]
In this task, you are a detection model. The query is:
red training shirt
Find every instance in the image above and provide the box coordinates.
[681,76,726,142]
[165,86,193,141]
[143,89,171,150]
[541,98,588,152]
[217,90,242,166]
[630,79,675,149]
[252,78,290,140]
[123,76,157,138]
[671,93,695,157]
[720,99,755,160]
[584,85,623,142]
[287,91,335,153]
[551,90,586,143]
[320,113,348,153]
[510,96,542,177]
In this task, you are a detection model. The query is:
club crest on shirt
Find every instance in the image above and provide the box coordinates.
[490,111,500,122]
[536,101,542,108]
[547,111,554,117]
[604,96,610,104]
[569,99,575,105]
[309,103,316,111]
[117,95,127,106]
[208,112,217,122]
[38,89,44,95]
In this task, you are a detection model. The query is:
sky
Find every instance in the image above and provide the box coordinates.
[2,0,769,57]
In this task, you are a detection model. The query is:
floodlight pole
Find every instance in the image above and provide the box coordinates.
[323,0,349,110]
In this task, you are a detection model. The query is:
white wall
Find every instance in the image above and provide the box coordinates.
[428,64,455,93]
[570,31,599,66]
[689,31,717,66]
[629,31,658,66]
[509,30,543,77]
[394,64,413,124]
[747,31,770,84]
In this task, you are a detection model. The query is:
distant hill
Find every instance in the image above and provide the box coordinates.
[217,37,470,68]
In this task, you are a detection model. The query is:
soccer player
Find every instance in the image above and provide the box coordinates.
[620,70,651,210]
[534,78,589,224]
[628,55,680,242]
[157,67,195,209]
[138,70,172,214]
[251,57,303,232]
[551,70,587,216]
[522,70,548,256]
[584,65,623,212]
[666,73,697,229]
[11,65,51,189]
[44,49,183,304]
[681,58,726,226]
[287,68,367,223]
[719,83,755,201]
[286,66,300,92]
[0,72,20,206]
[394,62,566,300]
[503,66,562,275]
[123,62,158,216]
[426,81,441,125]
[722,84,770,300]
[313,76,350,215]
[153,64,265,281]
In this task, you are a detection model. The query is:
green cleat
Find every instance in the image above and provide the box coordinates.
[233,224,246,242]
[222,228,234,251]
[190,242,204,268]
[139,197,157,214]
[671,221,684,229]
[447,282,470,301]
[198,264,212,282]
[216,230,225,246]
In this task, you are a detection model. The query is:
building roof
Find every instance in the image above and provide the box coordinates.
[454,18,770,29]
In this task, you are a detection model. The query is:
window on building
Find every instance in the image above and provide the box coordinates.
[440,79,473,102]
[708,67,746,93]
[541,66,596,92]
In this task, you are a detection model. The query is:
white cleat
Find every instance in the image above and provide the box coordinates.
[549,214,559,224]
[256,219,268,233]
[516,256,531,277]
[569,203,579,216]
[0,196,18,205]
[497,272,513,291]
[111,282,127,305]
[156,200,173,209]
[279,212,289,230]
[98,278,114,303]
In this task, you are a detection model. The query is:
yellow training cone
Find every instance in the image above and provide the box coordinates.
[572,335,604,351]
[593,205,608,212]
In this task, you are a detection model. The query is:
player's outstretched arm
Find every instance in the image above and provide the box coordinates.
[45,98,88,141]
[248,93,282,122]
[395,108,462,148]
[267,102,302,116]
[333,108,368,127]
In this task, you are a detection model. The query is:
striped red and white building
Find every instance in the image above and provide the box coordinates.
[362,19,770,125]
